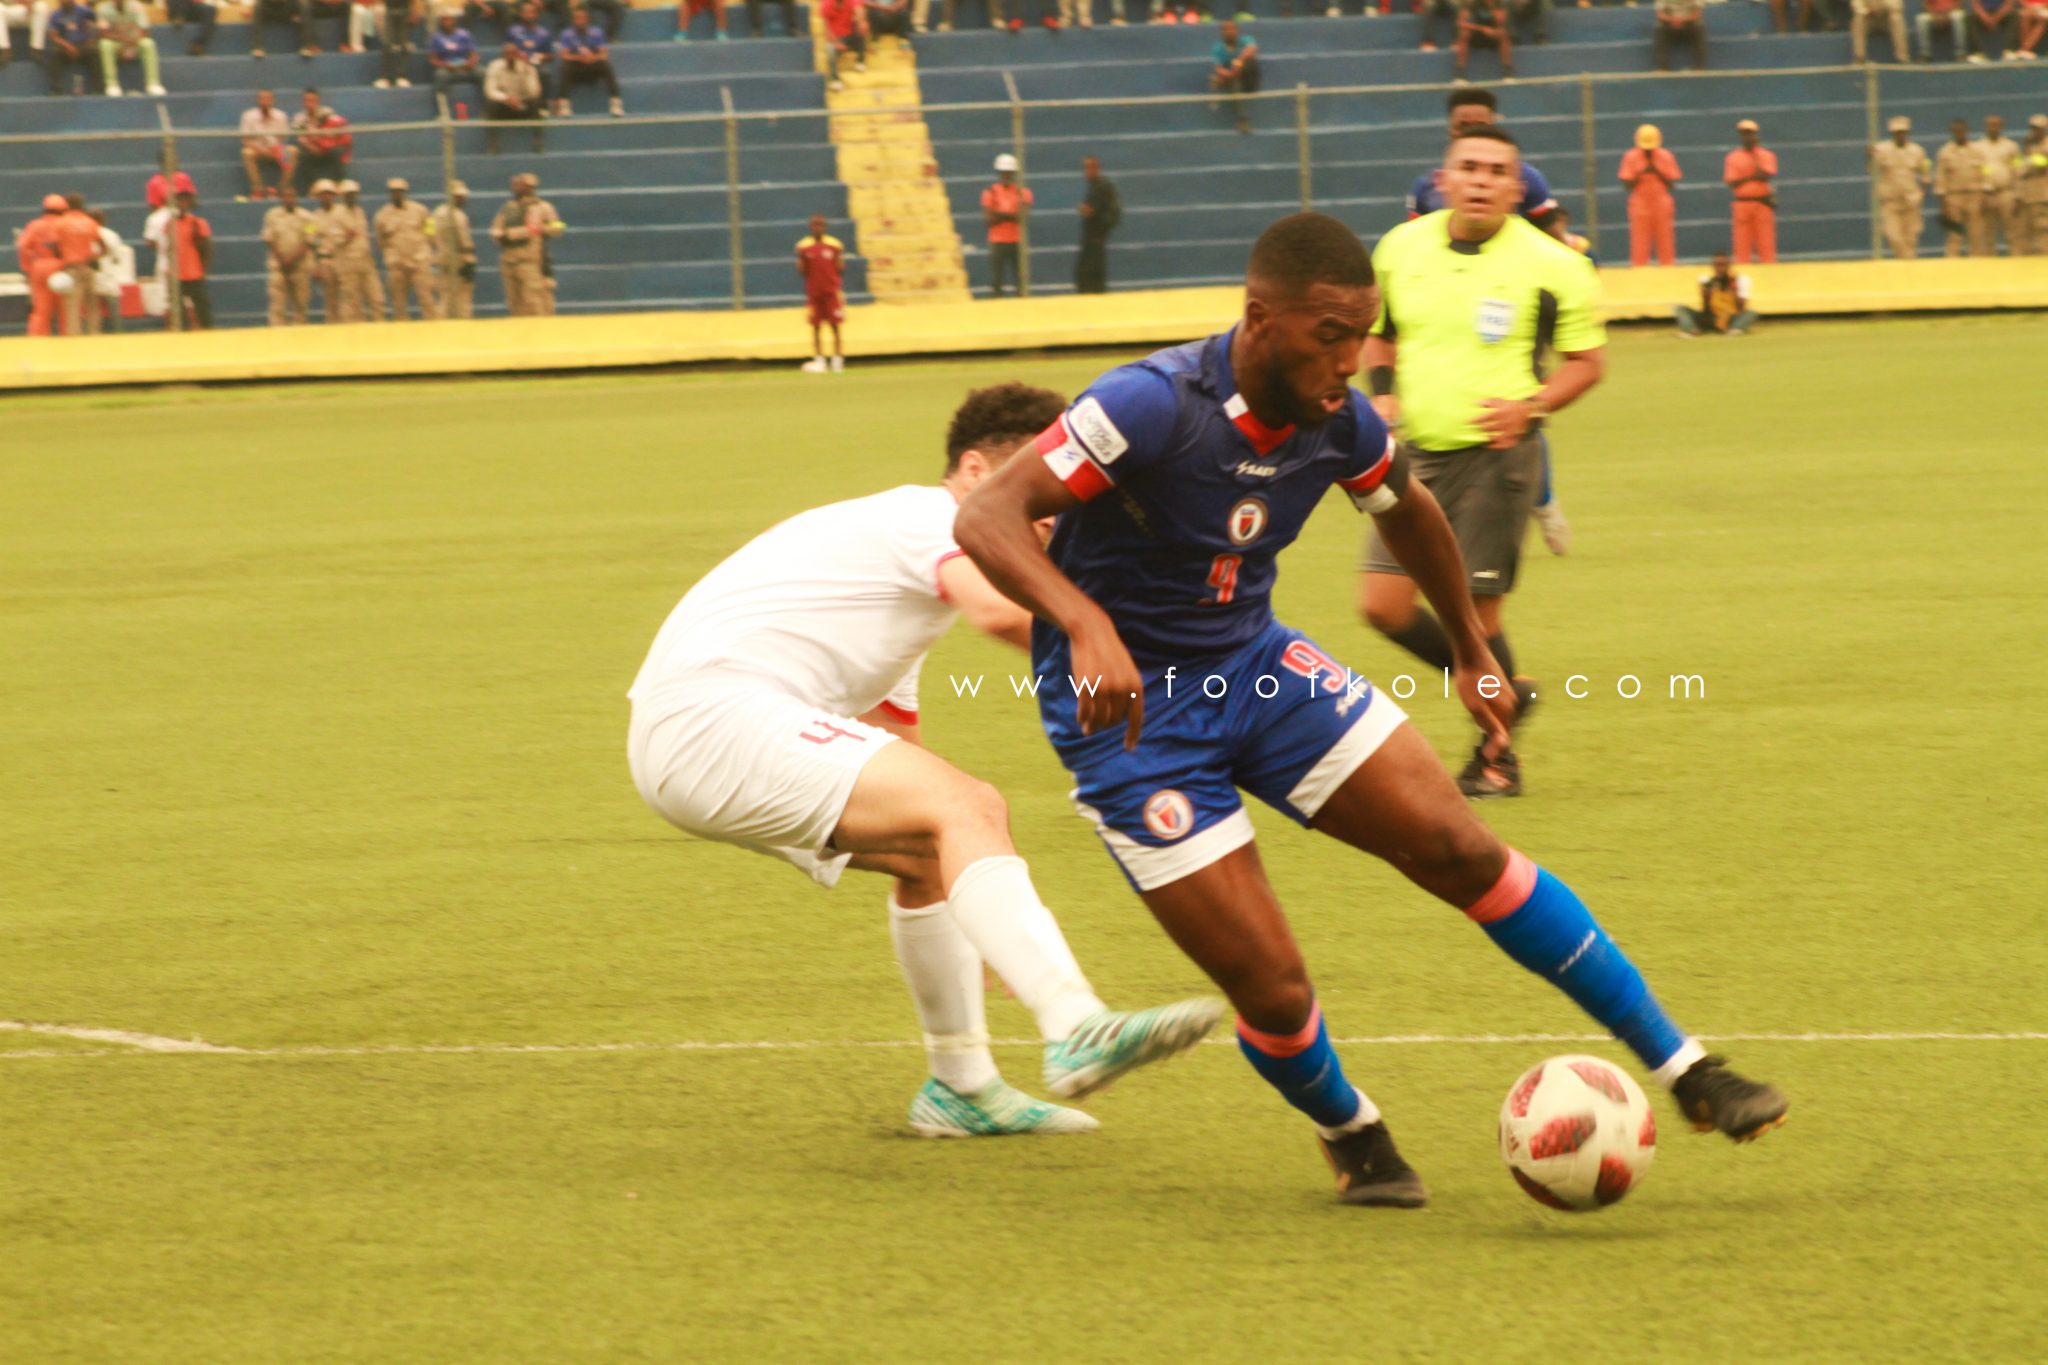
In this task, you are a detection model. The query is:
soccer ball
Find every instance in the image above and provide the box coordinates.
[1498,1054,1656,1211]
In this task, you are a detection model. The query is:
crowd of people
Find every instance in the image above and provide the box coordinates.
[14,166,566,333]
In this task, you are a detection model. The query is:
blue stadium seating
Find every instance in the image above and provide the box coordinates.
[2,2,2041,327]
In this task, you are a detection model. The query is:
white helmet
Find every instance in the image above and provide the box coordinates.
[993,153,1019,173]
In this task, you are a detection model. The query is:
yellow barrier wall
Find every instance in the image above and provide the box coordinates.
[4,258,2044,391]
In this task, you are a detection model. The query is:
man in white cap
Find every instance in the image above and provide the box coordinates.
[433,180,478,318]
[980,152,1032,298]
[1869,115,1930,259]
[375,175,440,320]
[320,178,386,322]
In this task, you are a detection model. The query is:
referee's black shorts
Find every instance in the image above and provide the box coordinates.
[1360,433,1544,597]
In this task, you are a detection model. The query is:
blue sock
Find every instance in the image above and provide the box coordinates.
[1236,1004,1367,1131]
[1469,854,1688,1072]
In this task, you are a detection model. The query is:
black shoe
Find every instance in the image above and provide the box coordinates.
[1671,1054,1789,1142]
[1318,1121,1429,1207]
[1457,740,1521,798]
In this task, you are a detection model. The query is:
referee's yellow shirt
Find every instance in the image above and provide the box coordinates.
[1371,210,1606,453]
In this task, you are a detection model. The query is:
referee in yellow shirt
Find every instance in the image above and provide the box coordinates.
[1359,125,1606,799]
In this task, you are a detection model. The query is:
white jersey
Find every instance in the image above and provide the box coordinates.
[629,484,964,722]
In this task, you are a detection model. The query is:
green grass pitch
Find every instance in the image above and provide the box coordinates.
[5,315,2046,1362]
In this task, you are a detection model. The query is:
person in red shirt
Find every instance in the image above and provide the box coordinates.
[819,0,866,91]
[980,153,1032,297]
[54,193,104,337]
[1618,122,1682,266]
[169,189,214,330]
[17,196,67,337]
[795,213,848,374]
[1724,118,1778,264]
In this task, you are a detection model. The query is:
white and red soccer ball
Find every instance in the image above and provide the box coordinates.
[1499,1054,1657,1211]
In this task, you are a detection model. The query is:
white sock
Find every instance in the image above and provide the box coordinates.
[944,855,1105,1042]
[1653,1037,1709,1089]
[889,895,999,1095]
[1313,1087,1384,1140]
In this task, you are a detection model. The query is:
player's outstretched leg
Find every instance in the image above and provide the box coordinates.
[1312,724,1790,1143]
[837,741,1224,1104]
[889,890,1098,1137]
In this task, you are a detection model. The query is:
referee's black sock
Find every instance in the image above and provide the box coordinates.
[1385,610,1455,672]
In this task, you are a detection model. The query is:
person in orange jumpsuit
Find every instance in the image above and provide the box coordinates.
[54,193,104,336]
[1724,117,1779,264]
[17,195,68,336]
[1619,123,1681,266]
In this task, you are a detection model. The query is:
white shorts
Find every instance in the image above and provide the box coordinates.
[627,672,898,889]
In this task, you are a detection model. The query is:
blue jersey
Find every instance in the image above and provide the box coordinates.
[508,20,553,59]
[1033,328,1396,674]
[557,23,607,56]
[1406,163,1557,219]
[429,27,477,64]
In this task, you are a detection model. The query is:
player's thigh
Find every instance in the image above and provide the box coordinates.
[832,737,1008,860]
[1138,841,1313,1033]
[1307,720,1508,907]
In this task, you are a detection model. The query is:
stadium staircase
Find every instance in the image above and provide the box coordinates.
[819,27,970,300]
[2,1,2042,327]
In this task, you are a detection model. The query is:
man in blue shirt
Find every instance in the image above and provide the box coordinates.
[505,0,558,104]
[1405,88,1557,219]
[553,5,620,117]
[428,8,483,101]
[44,0,98,93]
[1208,18,1259,134]
[954,212,1788,1207]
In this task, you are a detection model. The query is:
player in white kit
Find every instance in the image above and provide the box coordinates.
[628,384,1223,1138]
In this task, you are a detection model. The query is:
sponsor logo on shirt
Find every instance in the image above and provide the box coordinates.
[1066,396,1128,465]
[1234,460,1277,478]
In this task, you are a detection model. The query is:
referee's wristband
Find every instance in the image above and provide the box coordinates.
[1367,366,1395,397]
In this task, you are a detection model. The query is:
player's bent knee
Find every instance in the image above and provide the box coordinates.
[1221,961,1316,1035]
[1413,820,1509,906]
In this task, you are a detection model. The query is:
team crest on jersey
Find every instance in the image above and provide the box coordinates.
[1476,298,1515,344]
[1227,497,1268,546]
[1142,790,1195,841]
[1066,397,1129,465]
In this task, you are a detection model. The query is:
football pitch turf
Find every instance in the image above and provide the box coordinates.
[5,314,2046,1362]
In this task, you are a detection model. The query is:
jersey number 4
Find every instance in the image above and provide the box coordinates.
[1206,554,1241,605]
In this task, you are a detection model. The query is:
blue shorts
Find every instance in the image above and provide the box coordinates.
[1040,621,1408,892]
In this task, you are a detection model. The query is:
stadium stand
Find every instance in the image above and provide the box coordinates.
[2,2,2043,327]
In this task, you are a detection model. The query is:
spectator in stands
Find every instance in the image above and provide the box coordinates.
[555,5,624,116]
[142,186,175,313]
[1652,0,1704,70]
[54,193,102,335]
[329,178,387,320]
[1618,122,1680,265]
[1675,252,1754,336]
[1977,114,2021,252]
[1454,0,1513,80]
[1054,0,1091,30]
[293,91,354,194]
[796,214,847,372]
[484,39,546,150]
[43,0,95,93]
[429,8,483,103]
[1869,114,1930,258]
[145,153,196,209]
[263,181,320,324]
[248,0,314,58]
[355,0,424,88]
[155,0,214,53]
[2018,0,2046,53]
[1768,0,1819,32]
[306,0,353,53]
[982,152,1031,297]
[866,0,912,42]
[1418,0,1459,51]
[1934,118,1982,254]
[1505,0,1547,43]
[17,197,65,335]
[2021,115,2048,250]
[169,188,212,329]
[464,0,515,37]
[674,0,728,39]
[507,0,560,104]
[1916,0,1966,56]
[490,171,563,316]
[89,208,134,332]
[1724,118,1777,264]
[375,177,439,320]
[1850,0,1909,59]
[241,89,296,200]
[819,0,864,91]
[545,0,618,34]
[1209,18,1259,134]
[432,181,476,317]
[94,0,163,97]
[748,0,797,36]
[1965,0,2015,57]
[1074,154,1120,294]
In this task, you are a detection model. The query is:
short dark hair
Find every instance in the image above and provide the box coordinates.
[1447,87,1497,114]
[1448,125,1520,153]
[1246,212,1374,295]
[945,383,1068,472]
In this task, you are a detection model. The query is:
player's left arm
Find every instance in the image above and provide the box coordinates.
[938,552,1033,652]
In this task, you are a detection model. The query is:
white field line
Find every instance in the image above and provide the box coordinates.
[1,1021,2044,1061]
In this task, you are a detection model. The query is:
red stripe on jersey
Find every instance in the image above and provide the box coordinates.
[877,700,918,725]
[1336,434,1397,493]
[933,547,965,600]
[1228,399,1296,456]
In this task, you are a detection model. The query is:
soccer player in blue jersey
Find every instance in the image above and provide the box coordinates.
[954,213,1788,1206]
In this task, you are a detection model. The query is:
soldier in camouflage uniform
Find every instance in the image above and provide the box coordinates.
[490,171,564,317]
[1869,115,1930,260]
[433,180,478,319]
[374,176,441,321]
[262,181,321,324]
